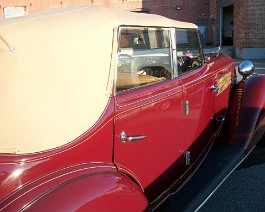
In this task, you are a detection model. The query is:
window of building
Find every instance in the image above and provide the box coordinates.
[3,6,27,19]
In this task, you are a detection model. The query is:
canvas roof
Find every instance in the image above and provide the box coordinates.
[0,6,197,154]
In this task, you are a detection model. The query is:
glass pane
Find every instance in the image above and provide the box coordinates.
[176,29,203,76]
[116,27,172,93]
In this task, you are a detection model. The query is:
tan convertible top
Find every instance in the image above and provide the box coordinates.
[0,6,197,154]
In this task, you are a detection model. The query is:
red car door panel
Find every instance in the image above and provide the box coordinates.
[180,64,215,161]
[114,80,188,202]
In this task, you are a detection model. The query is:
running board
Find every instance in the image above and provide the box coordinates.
[162,144,253,211]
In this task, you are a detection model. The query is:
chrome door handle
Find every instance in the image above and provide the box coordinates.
[120,131,147,144]
[210,85,219,92]
[128,135,147,142]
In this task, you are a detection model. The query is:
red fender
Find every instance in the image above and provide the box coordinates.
[25,173,149,212]
[221,74,265,150]
[0,163,149,212]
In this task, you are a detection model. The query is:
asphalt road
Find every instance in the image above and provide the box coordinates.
[200,137,265,211]
[200,58,265,211]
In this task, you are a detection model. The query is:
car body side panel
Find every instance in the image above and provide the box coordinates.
[179,64,215,161]
[0,99,115,202]
[114,79,188,202]
[25,173,149,212]
[218,74,265,150]
[1,163,149,211]
[233,75,265,149]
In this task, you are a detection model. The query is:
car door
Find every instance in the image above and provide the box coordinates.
[114,27,189,203]
[175,28,216,165]
[212,60,234,133]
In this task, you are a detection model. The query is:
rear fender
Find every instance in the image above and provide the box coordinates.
[1,163,149,211]
[221,74,265,150]
[24,173,149,212]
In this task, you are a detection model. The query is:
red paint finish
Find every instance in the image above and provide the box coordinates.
[0,54,236,210]
[114,55,234,203]
[27,174,148,212]
[114,79,186,202]
[233,75,265,148]
[3,170,149,211]
[1,163,116,211]
[1,6,262,211]
[179,64,215,161]
[216,70,265,150]
[0,99,115,204]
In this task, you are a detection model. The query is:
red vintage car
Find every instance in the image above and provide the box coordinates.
[0,6,264,211]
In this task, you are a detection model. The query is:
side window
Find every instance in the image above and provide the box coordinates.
[116,27,172,93]
[176,28,203,76]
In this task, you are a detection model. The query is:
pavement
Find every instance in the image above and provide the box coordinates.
[200,138,265,211]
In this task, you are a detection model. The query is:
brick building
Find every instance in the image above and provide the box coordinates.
[0,0,264,58]
[0,0,210,45]
[210,0,265,59]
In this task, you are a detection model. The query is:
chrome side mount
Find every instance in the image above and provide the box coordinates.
[238,60,255,79]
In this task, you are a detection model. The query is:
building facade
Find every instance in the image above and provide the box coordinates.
[0,0,210,45]
[210,0,265,59]
[0,0,264,59]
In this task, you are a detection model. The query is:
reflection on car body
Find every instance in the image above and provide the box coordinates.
[0,5,264,212]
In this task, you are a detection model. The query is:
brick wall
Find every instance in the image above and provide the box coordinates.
[245,0,265,48]
[209,0,219,46]
[0,0,209,25]
[1,0,264,50]
[144,0,209,24]
[210,0,265,49]
[0,0,110,18]
[234,0,247,48]
[234,0,265,48]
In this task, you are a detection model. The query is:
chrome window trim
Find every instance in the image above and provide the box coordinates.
[170,28,178,78]
[114,25,174,96]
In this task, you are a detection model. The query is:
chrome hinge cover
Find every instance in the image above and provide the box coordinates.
[184,101,189,115]
[184,151,191,166]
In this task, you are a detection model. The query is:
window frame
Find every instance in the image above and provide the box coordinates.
[175,28,205,77]
[115,26,176,95]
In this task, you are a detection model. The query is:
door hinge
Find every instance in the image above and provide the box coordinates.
[184,151,191,166]
[184,101,189,116]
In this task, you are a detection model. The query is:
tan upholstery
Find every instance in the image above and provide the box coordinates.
[117,73,165,89]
